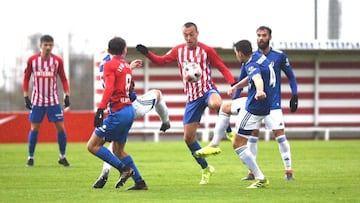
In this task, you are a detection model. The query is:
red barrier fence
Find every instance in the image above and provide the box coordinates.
[0,111,94,143]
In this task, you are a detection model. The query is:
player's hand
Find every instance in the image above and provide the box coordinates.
[94,108,104,127]
[130,59,143,69]
[290,94,298,112]
[227,86,235,97]
[136,44,148,55]
[24,96,32,110]
[255,90,267,100]
[64,95,70,108]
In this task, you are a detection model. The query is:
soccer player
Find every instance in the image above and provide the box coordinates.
[136,22,236,184]
[238,26,298,181]
[196,26,298,181]
[228,39,275,188]
[92,53,170,189]
[87,37,146,190]
[23,34,71,167]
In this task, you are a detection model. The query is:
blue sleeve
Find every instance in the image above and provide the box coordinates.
[129,90,137,102]
[129,80,137,102]
[232,64,247,99]
[281,54,298,95]
[99,54,112,89]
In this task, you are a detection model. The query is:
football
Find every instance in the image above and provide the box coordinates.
[183,62,202,83]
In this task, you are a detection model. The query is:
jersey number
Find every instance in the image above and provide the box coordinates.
[268,62,276,88]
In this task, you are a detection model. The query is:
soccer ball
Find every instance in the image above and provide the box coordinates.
[183,62,202,83]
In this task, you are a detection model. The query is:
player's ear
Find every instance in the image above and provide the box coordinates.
[123,47,128,55]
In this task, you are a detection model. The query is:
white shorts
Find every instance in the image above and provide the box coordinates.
[231,98,285,130]
[235,107,266,137]
[264,109,285,130]
[132,91,157,120]
[230,97,247,115]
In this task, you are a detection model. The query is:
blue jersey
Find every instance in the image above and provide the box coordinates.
[233,47,297,110]
[256,48,297,109]
[243,52,275,115]
[99,54,137,102]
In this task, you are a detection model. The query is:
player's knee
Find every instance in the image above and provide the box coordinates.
[273,129,285,137]
[86,143,95,154]
[208,100,222,111]
[150,89,162,101]
[252,130,260,137]
[220,102,232,114]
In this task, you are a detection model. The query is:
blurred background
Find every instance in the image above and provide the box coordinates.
[0,0,358,111]
[0,0,359,142]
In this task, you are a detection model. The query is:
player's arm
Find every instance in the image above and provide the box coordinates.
[23,60,33,109]
[94,66,115,128]
[227,76,248,97]
[22,61,32,97]
[136,44,176,65]
[248,66,266,100]
[208,47,236,85]
[129,59,143,69]
[58,58,70,108]
[282,56,298,95]
[252,73,266,100]
[57,58,70,95]
[98,64,115,109]
[282,55,298,112]
[232,64,247,99]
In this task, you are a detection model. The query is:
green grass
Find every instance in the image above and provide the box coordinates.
[1,140,359,203]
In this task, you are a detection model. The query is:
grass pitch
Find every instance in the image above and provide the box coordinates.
[0,140,359,203]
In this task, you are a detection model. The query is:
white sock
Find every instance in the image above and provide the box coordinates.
[209,111,230,147]
[155,92,170,123]
[247,136,258,159]
[276,135,292,170]
[235,146,265,180]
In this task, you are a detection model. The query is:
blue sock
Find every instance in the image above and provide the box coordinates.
[96,147,124,170]
[188,141,208,169]
[28,130,38,157]
[121,156,142,182]
[57,131,67,156]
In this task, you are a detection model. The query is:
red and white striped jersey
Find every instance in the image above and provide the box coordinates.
[147,42,235,102]
[23,53,70,107]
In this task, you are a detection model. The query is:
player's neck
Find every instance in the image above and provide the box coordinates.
[41,52,51,60]
[260,46,271,55]
[42,55,51,60]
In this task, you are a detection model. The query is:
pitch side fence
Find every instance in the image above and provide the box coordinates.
[1,49,359,143]
[93,49,360,142]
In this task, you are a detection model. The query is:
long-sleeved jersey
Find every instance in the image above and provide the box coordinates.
[233,47,298,110]
[23,53,70,107]
[243,52,276,115]
[99,54,137,102]
[146,42,235,102]
[99,55,132,112]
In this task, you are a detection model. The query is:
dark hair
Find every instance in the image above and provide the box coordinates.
[40,35,54,43]
[256,26,272,36]
[108,37,126,55]
[183,22,198,32]
[233,40,253,56]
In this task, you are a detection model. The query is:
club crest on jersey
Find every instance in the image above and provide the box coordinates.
[247,66,256,74]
